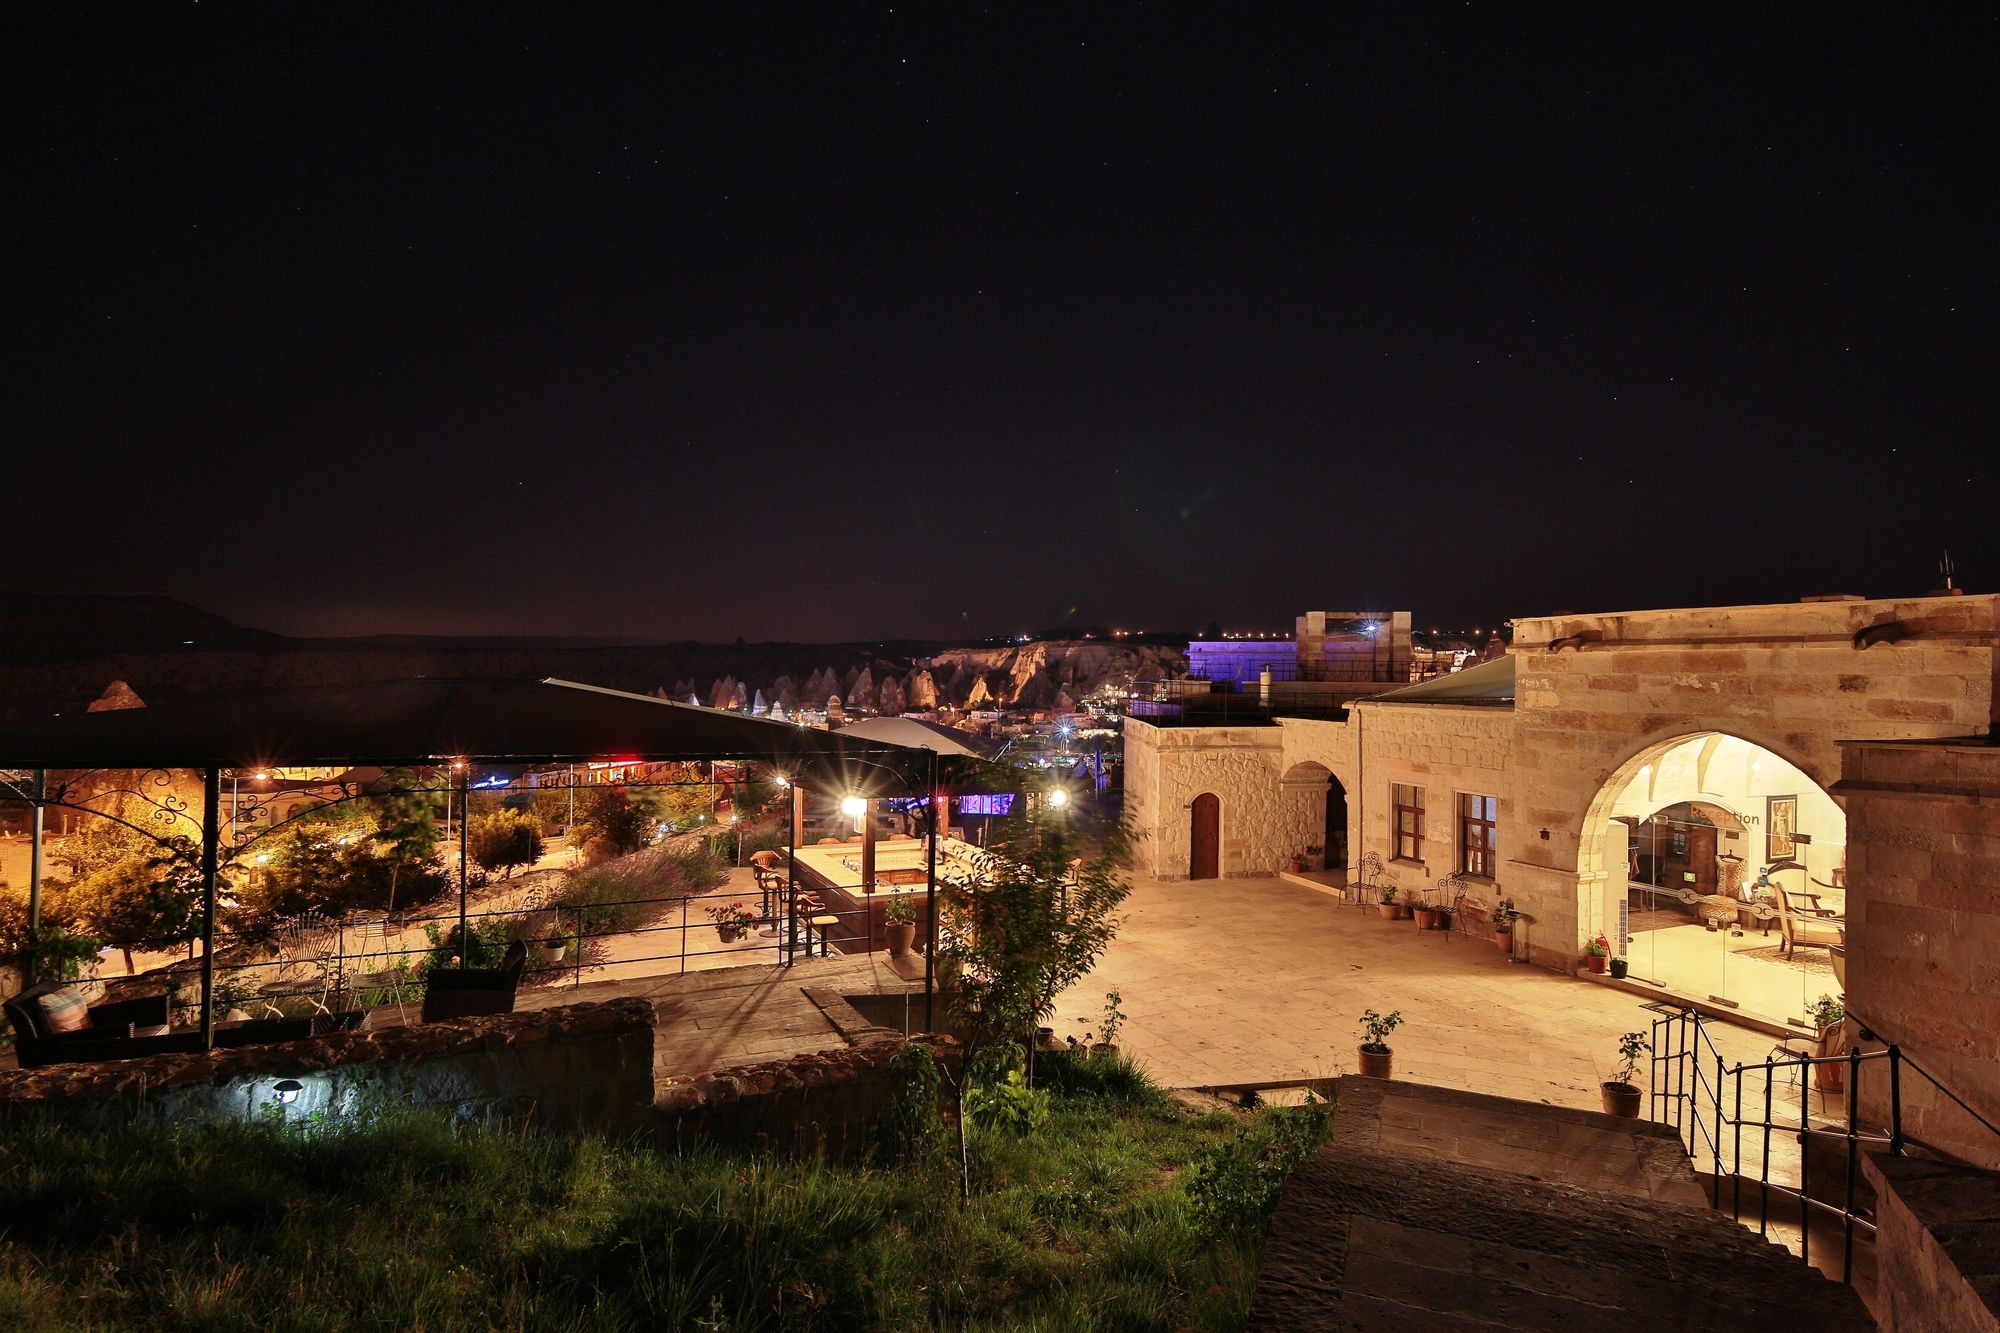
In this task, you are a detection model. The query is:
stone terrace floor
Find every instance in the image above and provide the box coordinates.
[1051,873,1783,1109]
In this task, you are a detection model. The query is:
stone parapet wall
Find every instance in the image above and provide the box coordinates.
[0,999,659,1137]
[1838,739,2000,1168]
[1864,1153,2000,1332]
[656,1032,960,1157]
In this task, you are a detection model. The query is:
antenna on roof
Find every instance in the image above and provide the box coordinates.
[1932,549,1965,597]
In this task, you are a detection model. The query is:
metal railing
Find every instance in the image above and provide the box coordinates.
[1646,1003,2000,1286]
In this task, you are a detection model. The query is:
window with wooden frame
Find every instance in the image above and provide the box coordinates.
[1458,792,1498,878]
[1392,783,1424,862]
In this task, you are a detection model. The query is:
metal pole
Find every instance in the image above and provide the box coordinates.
[26,769,45,981]
[925,752,938,1033]
[1844,1044,1862,1281]
[199,768,220,1049]
[1889,1045,1904,1155]
[786,784,801,966]
[457,766,470,965]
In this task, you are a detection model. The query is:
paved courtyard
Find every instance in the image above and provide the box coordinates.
[1051,874,1781,1111]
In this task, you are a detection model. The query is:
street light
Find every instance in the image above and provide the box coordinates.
[1047,787,1070,809]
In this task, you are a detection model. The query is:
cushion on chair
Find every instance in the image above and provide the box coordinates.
[37,986,92,1034]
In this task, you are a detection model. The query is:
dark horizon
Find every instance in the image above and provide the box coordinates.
[13,8,1993,641]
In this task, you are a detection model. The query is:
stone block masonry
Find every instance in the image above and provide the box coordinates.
[0,999,660,1136]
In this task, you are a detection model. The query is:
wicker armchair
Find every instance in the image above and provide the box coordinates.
[420,941,528,1022]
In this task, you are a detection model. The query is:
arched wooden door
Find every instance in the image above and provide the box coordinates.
[1189,792,1220,880]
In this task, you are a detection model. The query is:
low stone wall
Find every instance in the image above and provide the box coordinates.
[0,998,657,1136]
[1865,1153,2000,1332]
[656,1030,960,1157]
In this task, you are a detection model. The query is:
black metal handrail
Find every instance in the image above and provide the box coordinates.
[1646,1003,2000,1287]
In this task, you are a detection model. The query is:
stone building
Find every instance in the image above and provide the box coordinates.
[1124,593,2000,1131]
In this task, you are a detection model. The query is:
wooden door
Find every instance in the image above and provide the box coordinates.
[1189,793,1220,880]
[1690,824,1718,895]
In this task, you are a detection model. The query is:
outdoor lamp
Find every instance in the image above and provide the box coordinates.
[271,1079,304,1104]
[840,795,867,819]
[1047,788,1070,809]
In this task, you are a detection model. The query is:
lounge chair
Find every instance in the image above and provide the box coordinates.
[420,941,528,1022]
[1775,881,1844,959]
[3,982,179,1068]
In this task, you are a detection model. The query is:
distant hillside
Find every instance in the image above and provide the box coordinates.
[0,595,1186,719]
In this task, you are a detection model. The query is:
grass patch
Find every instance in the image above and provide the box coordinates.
[0,1059,1327,1330]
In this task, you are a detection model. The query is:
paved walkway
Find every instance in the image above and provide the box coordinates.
[1247,1076,1873,1331]
[1051,874,1782,1111]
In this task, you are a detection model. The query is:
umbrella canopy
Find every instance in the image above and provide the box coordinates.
[0,677,931,792]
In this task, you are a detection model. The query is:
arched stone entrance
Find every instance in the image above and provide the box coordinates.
[1279,760,1348,872]
[1578,731,1847,1025]
[1189,793,1220,880]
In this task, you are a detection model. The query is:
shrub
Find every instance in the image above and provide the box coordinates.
[467,811,543,879]
[884,1041,945,1162]
[1183,1096,1333,1236]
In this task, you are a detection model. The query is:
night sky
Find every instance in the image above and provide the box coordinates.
[13,7,1994,642]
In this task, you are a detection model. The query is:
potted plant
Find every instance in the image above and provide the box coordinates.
[1491,898,1518,954]
[1807,994,1846,1093]
[539,932,570,964]
[1357,1007,1402,1078]
[1583,933,1610,974]
[1376,885,1403,920]
[1608,956,1629,979]
[1287,851,1305,874]
[1601,1031,1649,1117]
[883,894,918,958]
[1432,903,1454,934]
[1412,897,1440,930]
[704,901,758,943]
[1094,990,1126,1059]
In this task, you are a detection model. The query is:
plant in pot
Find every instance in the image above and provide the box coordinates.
[1357,1007,1403,1078]
[883,894,918,958]
[1608,956,1629,979]
[1583,933,1610,974]
[1490,897,1518,953]
[704,901,758,943]
[1412,896,1440,930]
[1601,1030,1649,1117]
[1376,885,1402,920]
[1807,994,1847,1093]
[1094,990,1126,1058]
[1431,903,1454,934]
[539,931,571,965]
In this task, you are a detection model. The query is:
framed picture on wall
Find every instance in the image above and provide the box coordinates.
[1767,795,1798,861]
[1672,826,1688,856]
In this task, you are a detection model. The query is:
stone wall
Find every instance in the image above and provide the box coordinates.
[1121,718,1288,878]
[656,1030,960,1158]
[1865,1153,2000,1332]
[1346,700,1513,910]
[1506,594,2000,966]
[1837,738,2000,1168]
[0,999,658,1136]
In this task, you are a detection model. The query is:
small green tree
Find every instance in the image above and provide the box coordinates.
[62,837,206,972]
[570,788,654,859]
[468,810,543,879]
[368,781,442,912]
[939,767,1134,1200]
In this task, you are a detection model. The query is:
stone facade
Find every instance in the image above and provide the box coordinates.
[0,999,659,1136]
[1864,1153,2000,1332]
[1837,737,2000,1168]
[1124,594,2000,969]
[1123,720,1290,879]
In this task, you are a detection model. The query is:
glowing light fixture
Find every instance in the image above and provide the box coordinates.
[840,795,867,819]
[1047,787,1070,808]
[271,1079,304,1104]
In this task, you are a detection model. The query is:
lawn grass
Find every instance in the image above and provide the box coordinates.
[0,1055,1327,1331]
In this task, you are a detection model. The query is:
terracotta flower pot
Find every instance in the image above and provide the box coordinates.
[1413,908,1440,930]
[1376,903,1401,919]
[1601,1081,1643,1118]
[1093,1043,1120,1060]
[717,924,744,944]
[1585,954,1607,974]
[1493,930,1512,954]
[1393,903,1412,920]
[1358,1046,1393,1079]
[885,921,917,957]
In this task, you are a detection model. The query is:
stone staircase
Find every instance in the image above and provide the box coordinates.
[1249,1076,1874,1330]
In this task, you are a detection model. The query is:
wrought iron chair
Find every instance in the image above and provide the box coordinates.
[341,916,412,1025]
[1351,851,1384,908]
[257,911,339,1019]
[1427,872,1472,942]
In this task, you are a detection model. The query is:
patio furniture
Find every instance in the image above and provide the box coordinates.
[342,918,413,1025]
[1774,882,1845,959]
[3,982,177,1068]
[1351,851,1384,908]
[258,911,339,1018]
[809,915,839,957]
[1696,895,1739,930]
[420,941,527,1022]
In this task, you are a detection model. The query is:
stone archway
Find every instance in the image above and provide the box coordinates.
[1279,760,1347,872]
[1576,730,1847,1021]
